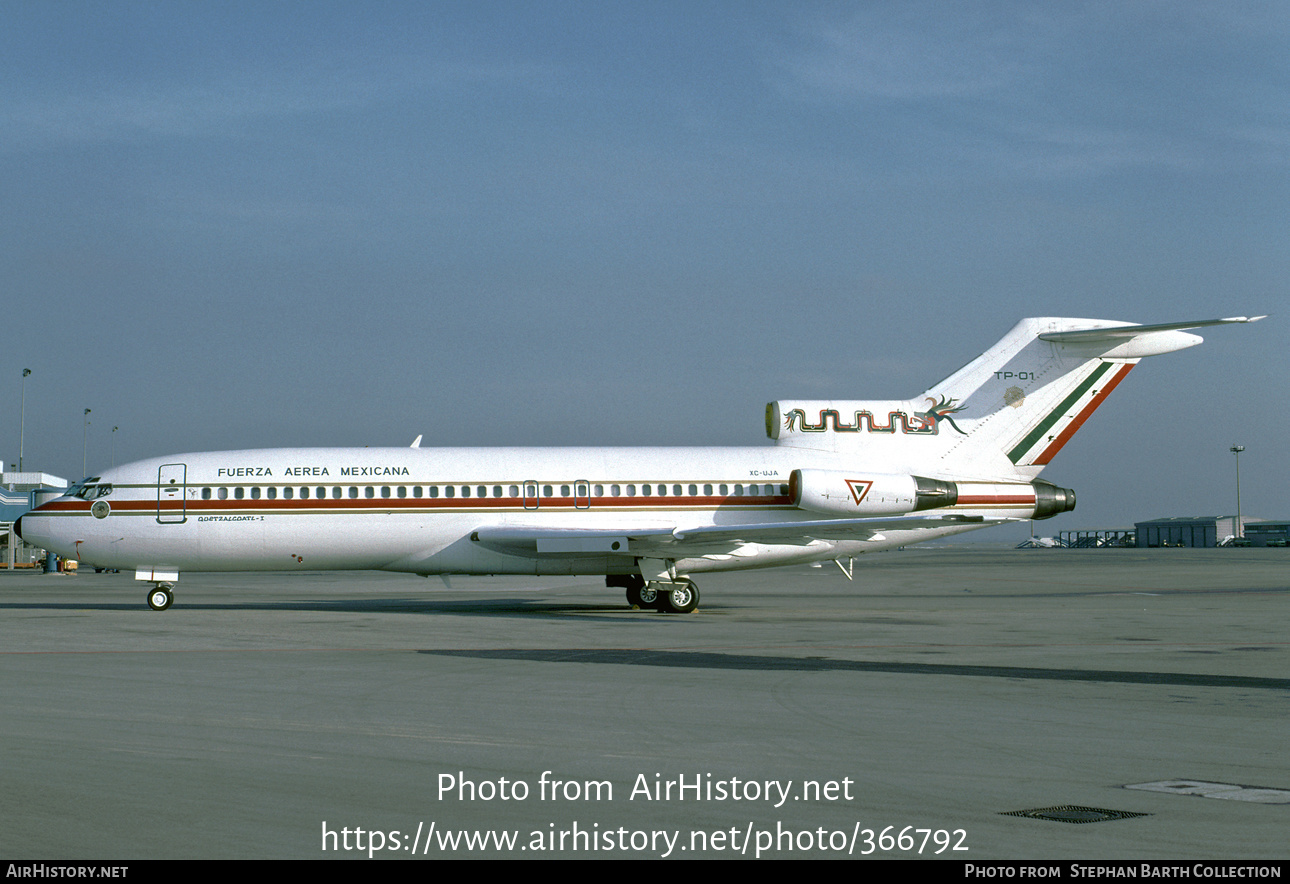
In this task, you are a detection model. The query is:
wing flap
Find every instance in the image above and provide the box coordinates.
[670,513,988,545]
[471,514,997,558]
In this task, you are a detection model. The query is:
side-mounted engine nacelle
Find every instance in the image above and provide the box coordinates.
[953,479,1076,520]
[789,469,958,516]
[1029,479,1077,521]
[790,470,1077,521]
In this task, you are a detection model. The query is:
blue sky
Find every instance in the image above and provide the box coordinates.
[3,2,1286,530]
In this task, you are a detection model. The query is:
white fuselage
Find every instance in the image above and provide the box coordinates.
[19,445,1034,577]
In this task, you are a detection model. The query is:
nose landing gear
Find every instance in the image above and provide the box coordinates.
[146,583,175,611]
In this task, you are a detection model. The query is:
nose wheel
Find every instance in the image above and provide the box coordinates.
[146,584,174,611]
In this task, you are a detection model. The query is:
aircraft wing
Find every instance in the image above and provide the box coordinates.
[470,513,998,558]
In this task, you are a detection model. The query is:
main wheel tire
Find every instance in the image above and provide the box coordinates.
[659,581,699,614]
[147,587,173,611]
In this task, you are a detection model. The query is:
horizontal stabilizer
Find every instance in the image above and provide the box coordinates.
[1038,316,1265,343]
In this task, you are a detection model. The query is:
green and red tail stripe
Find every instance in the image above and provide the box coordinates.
[1007,361,1135,466]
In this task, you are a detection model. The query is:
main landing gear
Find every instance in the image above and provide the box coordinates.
[654,579,699,614]
[608,572,700,614]
[146,583,175,611]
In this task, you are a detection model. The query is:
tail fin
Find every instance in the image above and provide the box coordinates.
[767,316,1263,481]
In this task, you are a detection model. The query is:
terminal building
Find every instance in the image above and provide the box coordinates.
[1,472,69,568]
[1132,515,1267,548]
[1242,520,1290,547]
[1044,515,1289,550]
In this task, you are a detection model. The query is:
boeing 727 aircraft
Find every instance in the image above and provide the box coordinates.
[16,315,1262,613]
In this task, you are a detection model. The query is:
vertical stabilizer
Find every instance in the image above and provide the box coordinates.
[767,316,1262,481]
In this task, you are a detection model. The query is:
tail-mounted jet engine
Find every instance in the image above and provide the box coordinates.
[1030,479,1076,521]
[790,470,1075,521]
[789,469,957,515]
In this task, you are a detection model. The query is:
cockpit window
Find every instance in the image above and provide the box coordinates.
[69,481,113,500]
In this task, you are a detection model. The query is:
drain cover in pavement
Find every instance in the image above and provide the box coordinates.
[1001,805,1150,824]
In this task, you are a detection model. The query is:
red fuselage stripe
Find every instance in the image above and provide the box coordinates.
[38,495,793,513]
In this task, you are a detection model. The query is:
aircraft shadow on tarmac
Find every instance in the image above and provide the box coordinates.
[0,594,683,622]
[418,647,1290,691]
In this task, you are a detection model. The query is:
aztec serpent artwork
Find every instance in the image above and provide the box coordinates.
[781,395,969,436]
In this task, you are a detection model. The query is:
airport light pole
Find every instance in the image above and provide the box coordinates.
[1230,445,1245,540]
[83,408,91,478]
[19,368,31,472]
